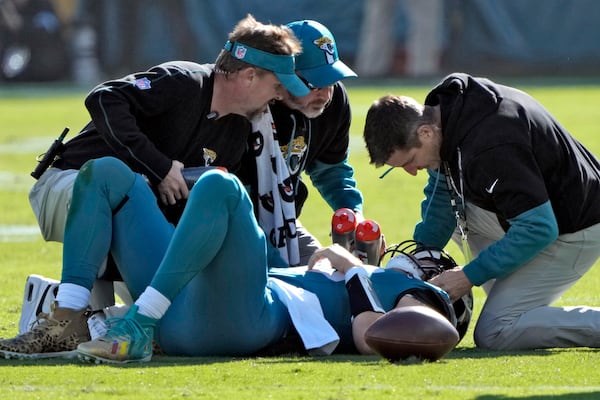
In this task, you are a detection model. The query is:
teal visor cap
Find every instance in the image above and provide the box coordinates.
[287,20,357,88]
[224,41,310,97]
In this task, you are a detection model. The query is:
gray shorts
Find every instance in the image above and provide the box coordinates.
[28,167,131,308]
[28,167,78,242]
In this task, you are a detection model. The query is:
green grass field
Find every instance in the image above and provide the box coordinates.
[1,81,600,399]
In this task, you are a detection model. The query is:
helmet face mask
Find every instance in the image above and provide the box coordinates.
[384,252,425,279]
[382,240,474,342]
[381,240,457,280]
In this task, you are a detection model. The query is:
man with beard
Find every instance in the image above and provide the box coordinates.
[239,20,365,265]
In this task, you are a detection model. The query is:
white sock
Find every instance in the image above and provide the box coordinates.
[55,283,91,310]
[135,286,171,319]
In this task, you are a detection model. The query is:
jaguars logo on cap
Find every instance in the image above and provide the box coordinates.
[313,36,335,65]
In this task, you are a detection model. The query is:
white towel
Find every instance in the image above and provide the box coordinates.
[252,109,299,266]
[268,277,339,355]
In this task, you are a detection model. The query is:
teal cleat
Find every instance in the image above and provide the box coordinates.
[77,305,156,363]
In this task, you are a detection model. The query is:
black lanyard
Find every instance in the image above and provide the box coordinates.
[442,148,472,263]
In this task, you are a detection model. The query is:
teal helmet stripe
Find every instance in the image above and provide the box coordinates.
[224,41,295,74]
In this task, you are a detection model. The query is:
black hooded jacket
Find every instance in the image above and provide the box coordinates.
[426,73,600,234]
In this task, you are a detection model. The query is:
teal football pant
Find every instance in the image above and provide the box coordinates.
[62,157,289,356]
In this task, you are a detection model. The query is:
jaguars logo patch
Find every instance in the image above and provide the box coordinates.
[280,136,307,175]
[203,148,217,165]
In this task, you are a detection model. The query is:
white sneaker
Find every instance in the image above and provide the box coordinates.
[18,274,59,334]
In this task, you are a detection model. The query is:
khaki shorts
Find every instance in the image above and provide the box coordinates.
[28,167,132,309]
[28,167,78,242]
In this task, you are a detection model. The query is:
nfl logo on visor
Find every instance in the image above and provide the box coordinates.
[234,46,247,60]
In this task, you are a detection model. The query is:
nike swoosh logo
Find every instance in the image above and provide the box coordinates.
[485,178,499,194]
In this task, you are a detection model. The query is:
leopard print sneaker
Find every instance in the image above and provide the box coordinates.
[0,302,90,359]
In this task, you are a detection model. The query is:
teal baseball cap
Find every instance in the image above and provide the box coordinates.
[287,20,357,89]
[224,40,310,97]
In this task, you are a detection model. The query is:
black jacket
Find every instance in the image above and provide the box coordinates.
[427,73,600,233]
[53,61,251,184]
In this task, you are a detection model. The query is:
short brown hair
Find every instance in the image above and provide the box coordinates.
[215,14,302,74]
[363,95,425,167]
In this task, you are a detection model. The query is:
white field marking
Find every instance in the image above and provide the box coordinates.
[0,225,41,242]
[0,137,54,154]
[349,135,367,154]
[0,171,33,192]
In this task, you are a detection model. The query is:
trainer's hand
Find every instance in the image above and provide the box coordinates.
[308,244,363,274]
[157,160,189,205]
[428,267,473,302]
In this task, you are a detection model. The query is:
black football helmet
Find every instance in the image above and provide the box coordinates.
[381,240,474,342]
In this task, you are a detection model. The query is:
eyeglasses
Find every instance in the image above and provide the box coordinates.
[297,74,332,92]
[297,74,317,91]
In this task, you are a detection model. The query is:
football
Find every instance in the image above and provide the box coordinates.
[364,305,459,362]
